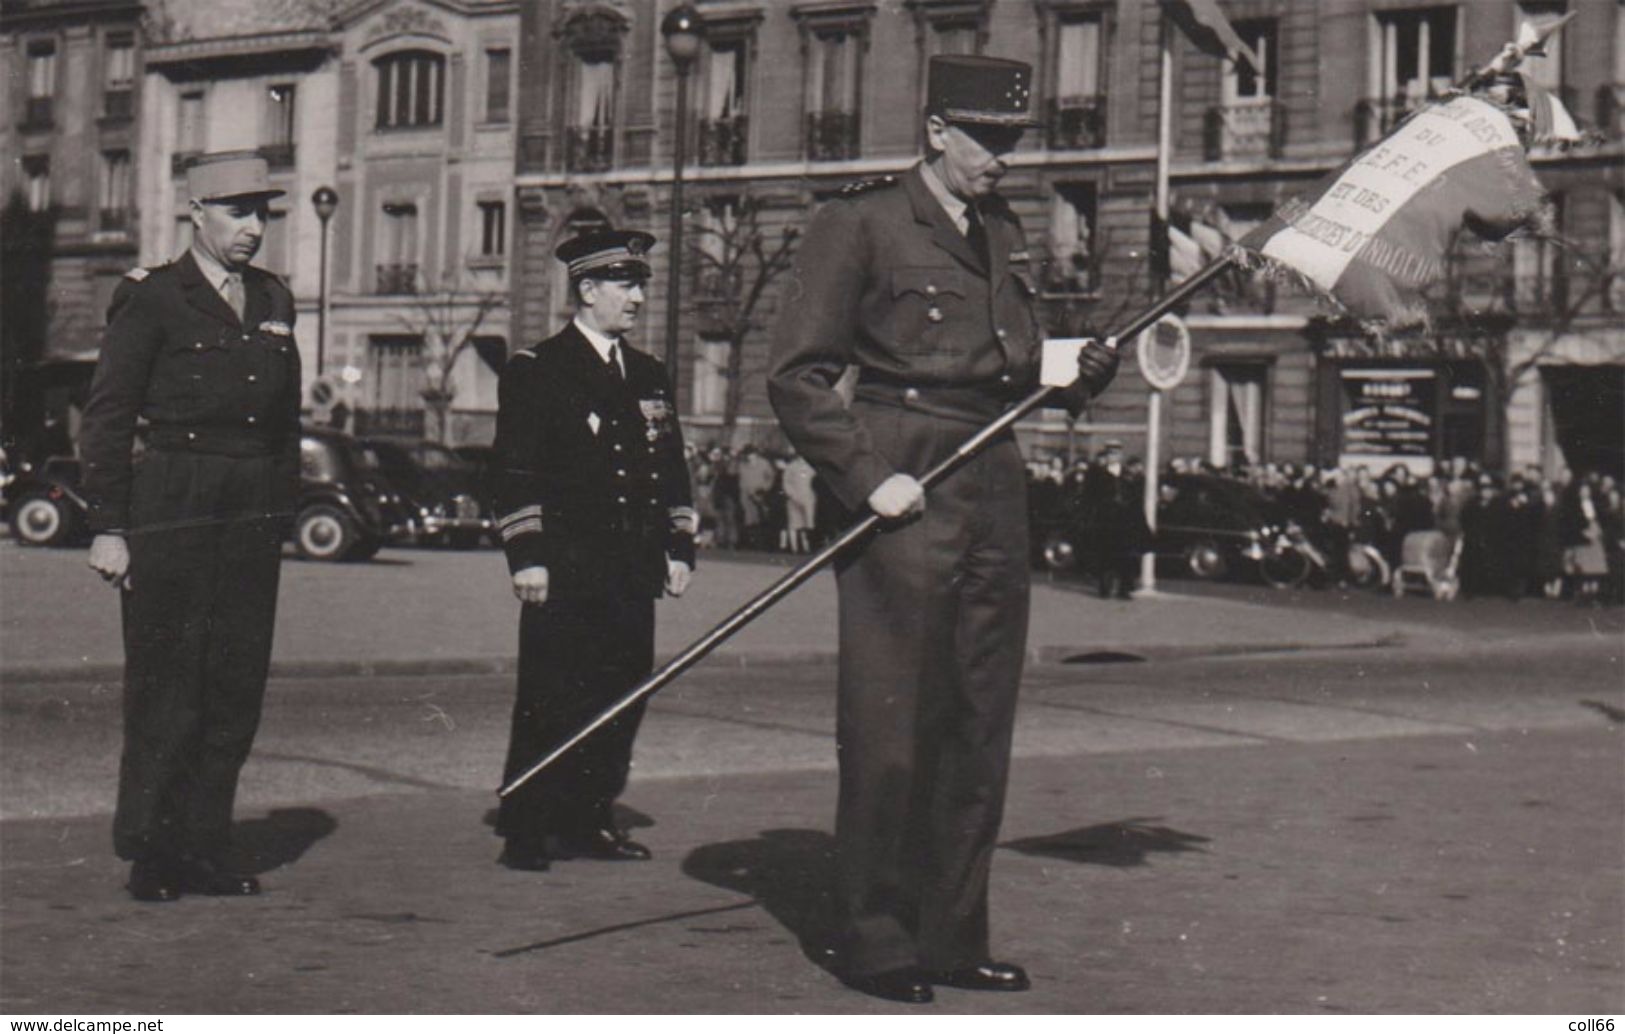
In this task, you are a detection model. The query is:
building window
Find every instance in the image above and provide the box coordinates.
[367,335,427,431]
[263,84,297,167]
[929,20,980,57]
[478,200,506,257]
[100,151,132,232]
[103,32,135,120]
[1049,15,1105,149]
[23,155,50,212]
[566,56,617,172]
[1362,6,1457,142]
[1517,3,1567,95]
[1045,182,1097,294]
[375,50,446,129]
[692,337,730,416]
[1208,18,1282,160]
[699,39,750,166]
[1513,193,1567,311]
[1209,362,1270,469]
[485,48,512,123]
[805,28,863,160]
[175,91,206,172]
[25,40,57,128]
[378,202,420,294]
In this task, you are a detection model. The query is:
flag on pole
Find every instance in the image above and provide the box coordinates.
[1232,94,1548,326]
[1515,72,1583,146]
[1160,0,1258,72]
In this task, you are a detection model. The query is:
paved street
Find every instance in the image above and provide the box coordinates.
[1,542,1621,1013]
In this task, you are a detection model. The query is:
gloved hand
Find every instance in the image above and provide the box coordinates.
[1076,337,1120,396]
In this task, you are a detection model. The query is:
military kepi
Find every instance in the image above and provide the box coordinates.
[927,54,1040,128]
[557,228,656,281]
[184,150,285,203]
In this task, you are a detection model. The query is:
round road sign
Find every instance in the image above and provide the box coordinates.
[1136,314,1191,391]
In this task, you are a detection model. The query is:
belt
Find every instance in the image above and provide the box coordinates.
[146,426,280,457]
[853,373,1018,425]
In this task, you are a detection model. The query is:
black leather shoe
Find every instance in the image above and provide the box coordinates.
[497,841,552,872]
[127,859,181,903]
[843,967,934,1004]
[558,827,652,861]
[927,961,1031,992]
[175,856,261,896]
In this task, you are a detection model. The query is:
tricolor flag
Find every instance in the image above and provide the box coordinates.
[1161,0,1258,72]
[1233,94,1548,326]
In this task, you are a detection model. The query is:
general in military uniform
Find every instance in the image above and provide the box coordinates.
[81,151,302,902]
[767,55,1120,1002]
[491,228,697,871]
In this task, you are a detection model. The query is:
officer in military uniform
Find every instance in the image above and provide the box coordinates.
[767,56,1120,1002]
[491,228,697,871]
[81,151,302,903]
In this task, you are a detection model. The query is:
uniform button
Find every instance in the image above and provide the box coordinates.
[186,431,197,441]
[904,387,920,402]
[247,416,257,425]
[613,444,623,452]
[1000,374,1013,385]
[616,469,626,477]
[651,472,660,481]
[194,342,204,350]
[247,374,258,383]
[617,496,627,504]
[925,284,938,297]
[996,328,1008,339]
[242,334,250,341]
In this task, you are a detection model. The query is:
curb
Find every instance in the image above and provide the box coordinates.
[0,635,1406,685]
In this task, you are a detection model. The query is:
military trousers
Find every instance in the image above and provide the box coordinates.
[497,592,655,843]
[113,448,286,862]
[833,400,1031,976]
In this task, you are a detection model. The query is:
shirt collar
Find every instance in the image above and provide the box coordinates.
[573,317,621,366]
[920,159,969,231]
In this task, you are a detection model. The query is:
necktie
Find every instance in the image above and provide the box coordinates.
[223,272,246,321]
[607,342,624,379]
[963,204,989,268]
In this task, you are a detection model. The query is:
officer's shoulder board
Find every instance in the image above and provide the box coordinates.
[837,175,898,199]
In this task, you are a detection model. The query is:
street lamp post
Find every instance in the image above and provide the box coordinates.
[311,186,339,377]
[660,4,701,411]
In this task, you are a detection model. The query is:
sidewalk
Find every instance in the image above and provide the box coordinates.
[0,545,1414,681]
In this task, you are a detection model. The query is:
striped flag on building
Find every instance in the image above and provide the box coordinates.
[1234,94,1548,326]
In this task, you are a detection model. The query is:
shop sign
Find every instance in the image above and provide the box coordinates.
[1339,367,1435,470]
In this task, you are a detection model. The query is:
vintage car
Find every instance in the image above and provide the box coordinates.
[1038,472,1285,582]
[295,426,416,561]
[361,438,493,548]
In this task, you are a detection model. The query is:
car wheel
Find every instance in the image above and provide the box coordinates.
[1041,530,1077,572]
[1260,546,1311,589]
[1185,541,1228,580]
[296,505,357,561]
[11,494,74,547]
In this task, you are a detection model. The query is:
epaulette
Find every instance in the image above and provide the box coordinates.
[838,175,898,199]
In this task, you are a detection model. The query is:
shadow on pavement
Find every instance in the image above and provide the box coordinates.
[1001,817,1211,867]
[231,806,337,875]
[682,828,841,972]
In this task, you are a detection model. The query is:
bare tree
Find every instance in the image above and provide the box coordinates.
[395,269,507,443]
[687,195,798,441]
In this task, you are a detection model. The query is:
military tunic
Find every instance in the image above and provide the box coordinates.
[79,250,301,863]
[768,164,1088,976]
[492,323,696,844]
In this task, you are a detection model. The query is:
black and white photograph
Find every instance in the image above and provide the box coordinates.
[0,0,1621,1021]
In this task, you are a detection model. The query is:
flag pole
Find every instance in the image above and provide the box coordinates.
[1142,13,1176,594]
[499,256,1235,799]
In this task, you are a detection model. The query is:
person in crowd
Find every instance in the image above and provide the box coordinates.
[1081,440,1144,600]
[80,152,301,902]
[736,445,777,550]
[710,446,741,550]
[1562,476,1611,604]
[782,452,819,554]
[489,227,697,871]
[767,54,1119,1003]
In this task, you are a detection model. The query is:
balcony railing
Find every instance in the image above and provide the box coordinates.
[1354,93,1427,147]
[1046,94,1107,150]
[22,96,53,130]
[1596,83,1623,137]
[171,151,200,177]
[565,124,614,173]
[99,207,131,233]
[259,143,296,169]
[1204,100,1286,161]
[698,115,748,166]
[806,110,860,161]
[376,263,419,295]
[102,89,134,121]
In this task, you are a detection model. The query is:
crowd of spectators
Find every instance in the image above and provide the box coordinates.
[1026,450,1624,605]
[686,439,1623,606]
